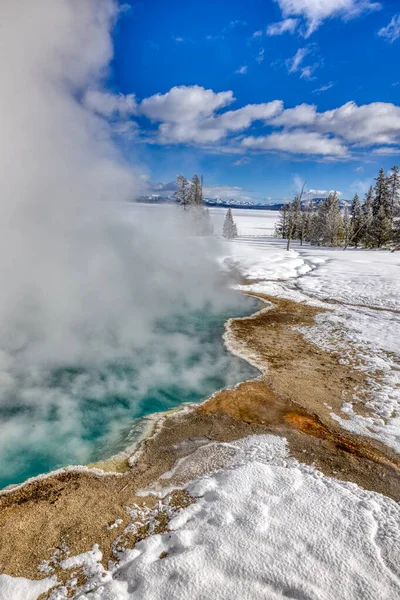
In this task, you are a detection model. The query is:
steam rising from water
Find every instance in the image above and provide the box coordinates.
[0,1,253,486]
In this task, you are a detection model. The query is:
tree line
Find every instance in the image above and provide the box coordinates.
[276,166,400,250]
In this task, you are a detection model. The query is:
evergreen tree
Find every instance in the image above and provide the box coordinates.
[370,204,391,248]
[388,165,400,222]
[361,186,375,248]
[342,207,353,249]
[350,193,363,247]
[174,174,191,209]
[191,174,203,206]
[222,208,238,239]
[373,168,390,218]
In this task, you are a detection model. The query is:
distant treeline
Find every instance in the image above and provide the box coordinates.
[276,166,400,250]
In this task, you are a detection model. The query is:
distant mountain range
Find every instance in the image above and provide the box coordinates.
[135,195,352,211]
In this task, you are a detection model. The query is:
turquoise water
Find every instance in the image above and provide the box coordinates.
[0,297,260,489]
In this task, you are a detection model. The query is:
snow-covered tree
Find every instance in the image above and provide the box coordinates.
[342,207,353,248]
[222,208,238,239]
[350,193,362,247]
[388,165,400,222]
[191,174,203,206]
[174,174,191,209]
[373,168,390,218]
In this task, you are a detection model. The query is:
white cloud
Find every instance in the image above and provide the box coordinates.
[305,188,343,198]
[252,30,263,38]
[235,65,248,74]
[350,178,373,195]
[267,18,299,35]
[372,146,400,155]
[203,185,252,200]
[300,64,319,80]
[154,98,283,144]
[90,82,400,159]
[313,82,334,93]
[273,101,400,147]
[378,15,400,43]
[286,47,310,72]
[140,85,234,123]
[233,157,251,166]
[285,46,321,79]
[256,48,265,63]
[223,20,248,33]
[274,0,381,37]
[84,89,137,117]
[242,130,347,156]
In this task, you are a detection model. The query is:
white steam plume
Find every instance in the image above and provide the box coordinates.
[0,0,252,482]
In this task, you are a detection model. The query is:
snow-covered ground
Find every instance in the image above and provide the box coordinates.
[216,210,400,454]
[3,435,399,599]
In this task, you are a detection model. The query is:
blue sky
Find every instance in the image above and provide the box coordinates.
[88,0,400,201]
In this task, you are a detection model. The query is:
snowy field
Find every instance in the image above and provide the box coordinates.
[2,207,400,600]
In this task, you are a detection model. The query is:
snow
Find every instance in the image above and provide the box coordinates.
[209,207,280,237]
[215,226,400,454]
[13,435,400,600]
[0,574,56,600]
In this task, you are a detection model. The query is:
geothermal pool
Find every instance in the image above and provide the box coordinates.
[0,297,259,489]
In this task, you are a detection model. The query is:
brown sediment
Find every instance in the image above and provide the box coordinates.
[0,293,399,585]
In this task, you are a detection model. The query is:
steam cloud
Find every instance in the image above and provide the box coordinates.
[0,0,252,484]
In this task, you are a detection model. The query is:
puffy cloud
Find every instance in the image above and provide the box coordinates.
[267,18,299,35]
[141,88,282,145]
[272,101,400,147]
[273,0,381,37]
[242,130,347,156]
[235,66,248,74]
[83,89,137,117]
[378,15,400,43]
[272,103,317,127]
[140,85,234,123]
[90,82,400,159]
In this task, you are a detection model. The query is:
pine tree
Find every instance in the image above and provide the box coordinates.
[222,208,238,239]
[370,204,391,247]
[174,174,191,209]
[373,168,390,218]
[342,207,353,249]
[388,165,400,223]
[191,174,203,206]
[361,186,375,248]
[350,193,363,247]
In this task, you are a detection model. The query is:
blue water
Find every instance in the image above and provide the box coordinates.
[0,297,260,489]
